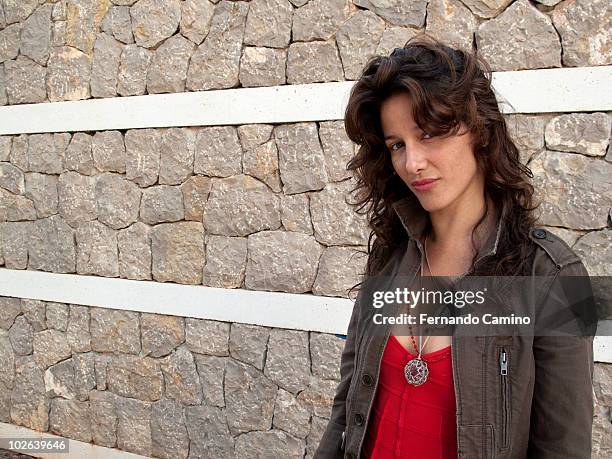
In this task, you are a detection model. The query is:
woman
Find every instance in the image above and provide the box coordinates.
[315,35,595,459]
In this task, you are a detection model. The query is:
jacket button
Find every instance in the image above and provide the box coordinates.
[362,373,373,386]
[354,413,364,426]
[533,229,547,239]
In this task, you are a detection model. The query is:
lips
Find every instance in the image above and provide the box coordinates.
[411,178,438,186]
[411,178,439,192]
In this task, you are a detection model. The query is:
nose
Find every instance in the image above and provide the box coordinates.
[401,142,428,176]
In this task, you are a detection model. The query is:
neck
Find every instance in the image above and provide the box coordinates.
[426,191,497,255]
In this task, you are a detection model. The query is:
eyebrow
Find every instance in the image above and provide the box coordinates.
[383,125,422,141]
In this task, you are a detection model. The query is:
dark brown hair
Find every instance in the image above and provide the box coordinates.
[344,33,538,285]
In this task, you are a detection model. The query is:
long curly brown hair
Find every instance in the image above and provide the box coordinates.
[344,34,538,283]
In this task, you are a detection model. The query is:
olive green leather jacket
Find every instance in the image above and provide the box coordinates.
[315,196,595,459]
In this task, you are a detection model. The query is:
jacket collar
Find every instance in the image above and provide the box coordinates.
[391,193,507,266]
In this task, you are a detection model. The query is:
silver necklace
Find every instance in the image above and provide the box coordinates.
[403,233,433,386]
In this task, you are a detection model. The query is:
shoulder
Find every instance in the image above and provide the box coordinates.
[528,227,585,274]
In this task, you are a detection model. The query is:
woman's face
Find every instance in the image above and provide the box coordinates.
[380,91,483,213]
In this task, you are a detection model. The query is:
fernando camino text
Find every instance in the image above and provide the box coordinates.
[372,313,531,326]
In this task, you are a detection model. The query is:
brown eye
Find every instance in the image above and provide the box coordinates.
[421,132,433,140]
[389,141,403,151]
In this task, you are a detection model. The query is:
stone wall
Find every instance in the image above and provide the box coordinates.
[0,114,609,283]
[0,0,609,103]
[0,298,344,458]
[0,0,610,458]
[507,112,611,277]
[0,123,369,293]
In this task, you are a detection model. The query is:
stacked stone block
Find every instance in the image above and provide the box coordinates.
[0,0,610,105]
[1,113,609,285]
[0,297,346,457]
[0,122,370,297]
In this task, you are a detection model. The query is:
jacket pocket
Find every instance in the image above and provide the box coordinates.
[498,346,510,450]
[458,424,495,458]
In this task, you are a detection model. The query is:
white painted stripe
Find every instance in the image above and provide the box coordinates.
[594,336,612,364]
[0,268,352,335]
[0,422,149,459]
[0,66,610,135]
[594,321,612,364]
[490,66,612,113]
[0,81,352,135]
[0,268,610,362]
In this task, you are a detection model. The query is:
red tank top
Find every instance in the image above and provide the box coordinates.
[363,335,458,459]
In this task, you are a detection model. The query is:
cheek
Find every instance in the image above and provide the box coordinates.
[438,144,479,182]
[389,152,406,175]
[448,158,478,183]
[390,155,403,173]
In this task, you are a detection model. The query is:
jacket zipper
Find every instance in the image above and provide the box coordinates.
[406,241,495,458]
[499,347,509,449]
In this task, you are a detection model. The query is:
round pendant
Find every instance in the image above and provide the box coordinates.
[404,357,429,386]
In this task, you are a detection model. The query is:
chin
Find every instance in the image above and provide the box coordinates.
[416,195,454,214]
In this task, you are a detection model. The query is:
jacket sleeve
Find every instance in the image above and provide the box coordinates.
[527,260,595,459]
[314,287,363,458]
